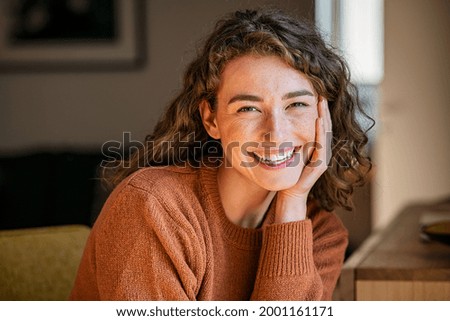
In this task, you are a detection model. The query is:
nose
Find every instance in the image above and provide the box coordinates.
[261,110,290,146]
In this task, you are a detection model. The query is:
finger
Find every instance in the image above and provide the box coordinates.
[318,97,332,132]
[296,117,327,189]
[309,117,327,168]
[318,97,332,165]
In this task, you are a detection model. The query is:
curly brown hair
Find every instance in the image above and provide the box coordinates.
[105,8,373,211]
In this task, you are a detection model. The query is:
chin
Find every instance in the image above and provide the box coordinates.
[258,175,300,192]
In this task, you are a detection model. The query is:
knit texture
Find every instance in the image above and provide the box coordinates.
[70,164,348,300]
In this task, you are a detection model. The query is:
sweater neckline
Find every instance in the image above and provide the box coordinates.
[199,164,276,250]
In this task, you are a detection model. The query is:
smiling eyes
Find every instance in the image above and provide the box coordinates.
[237,102,310,113]
[289,102,309,108]
[237,106,259,112]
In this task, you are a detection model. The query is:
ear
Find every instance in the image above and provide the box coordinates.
[199,100,221,139]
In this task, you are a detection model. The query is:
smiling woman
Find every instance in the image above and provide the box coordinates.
[70,8,372,301]
[200,55,323,226]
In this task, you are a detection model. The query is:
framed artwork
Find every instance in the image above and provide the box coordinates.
[0,0,145,71]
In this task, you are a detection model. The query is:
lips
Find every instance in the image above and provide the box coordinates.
[251,146,300,167]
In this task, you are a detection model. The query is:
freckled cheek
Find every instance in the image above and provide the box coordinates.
[291,116,317,144]
[218,124,260,161]
[219,119,261,144]
[224,131,258,155]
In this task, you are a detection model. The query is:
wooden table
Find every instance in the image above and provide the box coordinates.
[339,200,450,300]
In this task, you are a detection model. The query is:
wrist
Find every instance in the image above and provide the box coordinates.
[274,193,308,223]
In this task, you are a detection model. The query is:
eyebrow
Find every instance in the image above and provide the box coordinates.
[227,90,314,105]
[282,90,315,100]
[228,94,262,105]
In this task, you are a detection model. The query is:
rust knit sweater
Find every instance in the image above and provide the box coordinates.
[70,164,348,300]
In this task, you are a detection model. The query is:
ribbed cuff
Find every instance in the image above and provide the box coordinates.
[258,220,314,277]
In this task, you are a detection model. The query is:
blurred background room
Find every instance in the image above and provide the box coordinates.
[0,0,449,300]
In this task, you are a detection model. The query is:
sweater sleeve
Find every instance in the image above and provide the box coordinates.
[70,183,206,300]
[250,211,348,301]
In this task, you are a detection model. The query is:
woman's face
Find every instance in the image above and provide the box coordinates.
[202,54,319,191]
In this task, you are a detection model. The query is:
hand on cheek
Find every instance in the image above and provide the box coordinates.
[275,98,332,223]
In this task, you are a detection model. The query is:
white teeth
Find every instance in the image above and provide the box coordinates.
[253,149,294,165]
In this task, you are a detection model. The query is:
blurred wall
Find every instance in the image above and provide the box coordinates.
[0,0,314,153]
[373,0,450,229]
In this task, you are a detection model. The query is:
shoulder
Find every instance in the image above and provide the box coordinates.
[126,165,198,193]
[97,165,204,228]
[93,165,208,252]
[107,165,200,207]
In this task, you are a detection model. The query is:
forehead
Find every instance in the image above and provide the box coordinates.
[217,54,315,97]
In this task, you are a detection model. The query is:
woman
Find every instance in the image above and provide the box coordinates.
[70,9,372,300]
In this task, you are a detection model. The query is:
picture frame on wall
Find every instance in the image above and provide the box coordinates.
[0,0,145,71]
